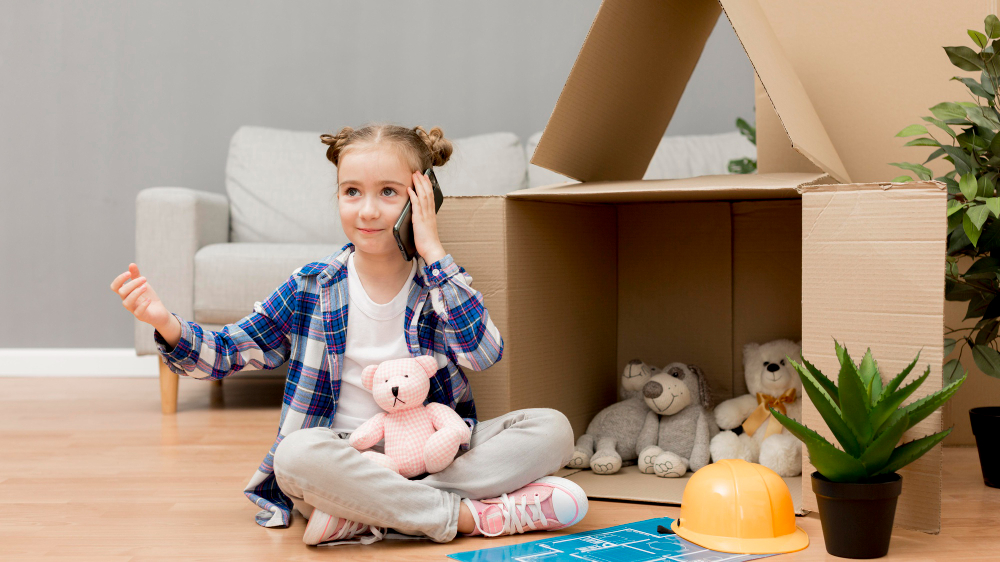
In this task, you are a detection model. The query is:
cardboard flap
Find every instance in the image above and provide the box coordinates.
[719,0,851,183]
[800,181,945,532]
[531,0,722,182]
[508,172,829,203]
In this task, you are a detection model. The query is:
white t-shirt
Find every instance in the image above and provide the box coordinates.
[330,254,417,432]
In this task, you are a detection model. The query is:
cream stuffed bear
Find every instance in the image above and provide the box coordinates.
[349,356,472,478]
[709,339,803,477]
[636,362,718,478]
[566,359,661,474]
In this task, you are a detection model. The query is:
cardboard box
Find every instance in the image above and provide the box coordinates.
[749,0,1000,448]
[437,0,969,532]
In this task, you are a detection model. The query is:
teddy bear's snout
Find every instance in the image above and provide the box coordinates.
[643,381,663,399]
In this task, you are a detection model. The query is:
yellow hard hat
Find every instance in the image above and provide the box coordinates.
[670,459,809,554]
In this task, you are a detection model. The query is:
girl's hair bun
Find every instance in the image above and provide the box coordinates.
[320,123,453,172]
[319,126,355,167]
[414,126,454,167]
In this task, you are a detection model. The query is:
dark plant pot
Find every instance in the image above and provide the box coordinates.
[970,406,1000,488]
[811,471,902,559]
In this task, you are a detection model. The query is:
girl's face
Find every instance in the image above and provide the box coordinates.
[337,146,414,258]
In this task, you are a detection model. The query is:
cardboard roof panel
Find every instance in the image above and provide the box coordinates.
[531,0,722,182]
[755,0,988,183]
[754,75,822,176]
[719,0,851,183]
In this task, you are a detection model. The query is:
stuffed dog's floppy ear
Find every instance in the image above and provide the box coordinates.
[415,355,439,378]
[361,364,379,391]
[687,364,713,409]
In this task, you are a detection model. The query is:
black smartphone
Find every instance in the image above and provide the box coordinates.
[393,168,444,261]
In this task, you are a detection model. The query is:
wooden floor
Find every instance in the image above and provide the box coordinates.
[2,375,998,561]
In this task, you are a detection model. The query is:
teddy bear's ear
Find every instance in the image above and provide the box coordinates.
[742,342,761,370]
[415,355,439,378]
[361,364,379,391]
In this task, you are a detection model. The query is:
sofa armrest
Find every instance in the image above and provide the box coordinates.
[133,187,229,355]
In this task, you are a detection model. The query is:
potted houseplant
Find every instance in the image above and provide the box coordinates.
[770,341,966,559]
[892,15,1000,488]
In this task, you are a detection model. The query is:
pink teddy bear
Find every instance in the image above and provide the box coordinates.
[349,355,472,478]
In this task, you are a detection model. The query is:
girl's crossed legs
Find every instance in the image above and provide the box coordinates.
[272,408,581,544]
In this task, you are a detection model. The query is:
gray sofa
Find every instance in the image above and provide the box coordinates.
[135,125,755,413]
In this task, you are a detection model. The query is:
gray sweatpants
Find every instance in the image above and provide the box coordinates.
[272,408,575,543]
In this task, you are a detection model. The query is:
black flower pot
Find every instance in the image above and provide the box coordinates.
[970,406,1000,488]
[811,471,902,559]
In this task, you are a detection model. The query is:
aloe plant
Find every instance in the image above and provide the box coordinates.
[770,341,967,483]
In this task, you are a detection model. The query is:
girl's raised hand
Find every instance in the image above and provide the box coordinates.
[409,170,446,264]
[110,263,172,330]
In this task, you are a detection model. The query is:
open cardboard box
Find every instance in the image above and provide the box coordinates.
[434,0,992,532]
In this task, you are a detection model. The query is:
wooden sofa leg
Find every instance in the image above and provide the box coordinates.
[159,362,179,414]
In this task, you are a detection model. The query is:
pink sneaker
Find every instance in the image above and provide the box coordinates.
[302,509,384,546]
[463,476,588,537]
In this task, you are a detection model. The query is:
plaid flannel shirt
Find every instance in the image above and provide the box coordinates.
[154,244,504,528]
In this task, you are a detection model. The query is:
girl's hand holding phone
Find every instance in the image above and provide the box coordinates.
[110,263,181,347]
[409,170,447,264]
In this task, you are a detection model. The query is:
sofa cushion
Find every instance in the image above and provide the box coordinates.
[193,243,341,324]
[226,126,528,244]
[525,130,757,188]
[227,127,342,244]
[432,131,528,197]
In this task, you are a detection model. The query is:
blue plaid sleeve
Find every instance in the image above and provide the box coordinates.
[154,273,300,380]
[423,254,504,371]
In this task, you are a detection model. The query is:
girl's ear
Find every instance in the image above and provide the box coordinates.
[362,365,379,391]
[415,355,438,378]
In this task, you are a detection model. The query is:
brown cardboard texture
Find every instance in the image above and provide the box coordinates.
[753,0,989,184]
[798,181,946,531]
[437,0,948,532]
[442,177,942,524]
[747,0,1000,439]
[557,466,803,515]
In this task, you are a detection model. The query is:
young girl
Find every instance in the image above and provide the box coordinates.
[110,124,587,546]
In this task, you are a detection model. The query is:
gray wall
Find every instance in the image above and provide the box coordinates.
[0,1,754,348]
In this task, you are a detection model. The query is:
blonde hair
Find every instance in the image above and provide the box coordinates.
[320,123,453,175]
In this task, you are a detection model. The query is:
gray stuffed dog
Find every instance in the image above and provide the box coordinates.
[565,359,660,474]
[636,362,718,477]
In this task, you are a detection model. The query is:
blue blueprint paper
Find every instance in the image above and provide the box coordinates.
[448,517,774,562]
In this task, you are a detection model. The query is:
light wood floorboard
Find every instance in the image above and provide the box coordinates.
[1,376,998,561]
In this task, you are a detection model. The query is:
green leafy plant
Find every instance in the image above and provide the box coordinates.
[893,15,1000,383]
[770,341,966,483]
[728,117,757,174]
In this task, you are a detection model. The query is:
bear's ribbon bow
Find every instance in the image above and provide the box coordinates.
[741,388,797,439]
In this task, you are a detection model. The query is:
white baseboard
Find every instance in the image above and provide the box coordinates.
[0,349,158,377]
